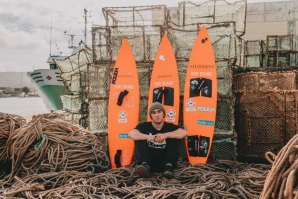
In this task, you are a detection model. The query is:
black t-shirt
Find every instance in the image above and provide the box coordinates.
[135,122,179,170]
[135,122,179,135]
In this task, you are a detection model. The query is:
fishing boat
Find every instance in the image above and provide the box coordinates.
[27,56,65,111]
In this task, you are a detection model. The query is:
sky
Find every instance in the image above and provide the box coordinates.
[0,0,290,72]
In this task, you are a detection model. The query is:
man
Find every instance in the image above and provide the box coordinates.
[128,102,187,178]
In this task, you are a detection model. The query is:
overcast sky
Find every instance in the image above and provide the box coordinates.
[0,0,290,72]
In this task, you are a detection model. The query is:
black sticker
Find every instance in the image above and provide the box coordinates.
[198,136,210,157]
[163,87,174,106]
[153,87,163,103]
[189,78,212,98]
[201,79,212,98]
[189,78,202,97]
[187,135,199,157]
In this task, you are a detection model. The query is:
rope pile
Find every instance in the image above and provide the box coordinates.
[2,113,109,183]
[2,112,292,198]
[0,113,26,176]
[0,160,271,198]
[261,134,298,199]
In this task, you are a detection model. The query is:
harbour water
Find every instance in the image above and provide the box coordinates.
[0,97,49,121]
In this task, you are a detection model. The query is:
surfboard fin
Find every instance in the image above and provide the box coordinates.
[114,150,122,168]
[117,90,129,106]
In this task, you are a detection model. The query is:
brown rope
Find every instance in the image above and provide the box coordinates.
[0,112,26,178]
[0,112,289,198]
[261,134,298,199]
[0,159,271,198]
[3,113,109,183]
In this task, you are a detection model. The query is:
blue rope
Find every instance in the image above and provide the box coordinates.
[92,146,110,170]
[35,134,46,151]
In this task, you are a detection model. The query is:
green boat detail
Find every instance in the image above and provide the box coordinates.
[27,69,65,111]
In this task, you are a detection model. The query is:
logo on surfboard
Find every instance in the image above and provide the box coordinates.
[118,133,129,138]
[165,109,176,122]
[186,99,196,112]
[201,38,208,44]
[112,68,119,84]
[197,106,215,112]
[118,110,128,123]
[197,120,215,126]
[159,55,166,61]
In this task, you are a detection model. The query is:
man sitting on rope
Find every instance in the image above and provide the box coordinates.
[129,102,187,179]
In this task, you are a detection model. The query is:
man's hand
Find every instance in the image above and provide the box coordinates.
[154,133,167,143]
[146,134,156,141]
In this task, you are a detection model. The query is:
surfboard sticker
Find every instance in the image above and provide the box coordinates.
[148,35,179,124]
[108,39,139,169]
[187,135,210,157]
[184,26,217,165]
[198,136,210,157]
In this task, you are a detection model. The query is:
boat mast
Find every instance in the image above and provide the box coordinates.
[50,11,53,56]
[83,8,88,45]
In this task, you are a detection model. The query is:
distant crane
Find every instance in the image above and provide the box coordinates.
[64,31,81,49]
[64,8,90,49]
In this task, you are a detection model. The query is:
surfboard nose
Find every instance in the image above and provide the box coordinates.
[121,38,128,44]
[160,35,170,46]
[118,38,136,62]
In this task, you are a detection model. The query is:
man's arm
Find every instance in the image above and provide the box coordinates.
[155,128,187,143]
[128,129,155,141]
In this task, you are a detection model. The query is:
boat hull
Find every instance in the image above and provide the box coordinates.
[27,69,65,111]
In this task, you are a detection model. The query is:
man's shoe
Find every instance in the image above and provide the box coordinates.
[135,163,150,178]
[163,163,174,179]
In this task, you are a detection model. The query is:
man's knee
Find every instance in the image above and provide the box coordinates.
[135,140,147,147]
[166,138,180,147]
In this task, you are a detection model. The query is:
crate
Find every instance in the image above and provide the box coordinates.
[244,54,265,68]
[235,91,298,158]
[233,71,296,92]
[245,40,266,55]
[267,35,294,51]
[208,138,237,162]
[267,51,296,67]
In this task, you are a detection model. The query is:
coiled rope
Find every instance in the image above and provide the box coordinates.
[261,134,298,199]
[0,112,26,177]
[2,113,110,184]
[2,112,297,198]
[0,159,271,198]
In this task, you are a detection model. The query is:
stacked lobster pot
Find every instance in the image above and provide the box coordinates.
[90,0,247,160]
[167,0,246,161]
[90,5,167,152]
[243,40,266,69]
[266,35,296,67]
[54,47,93,127]
[234,71,298,160]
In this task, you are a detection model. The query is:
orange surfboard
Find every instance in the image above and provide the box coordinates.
[108,39,139,169]
[148,35,179,124]
[184,26,217,165]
